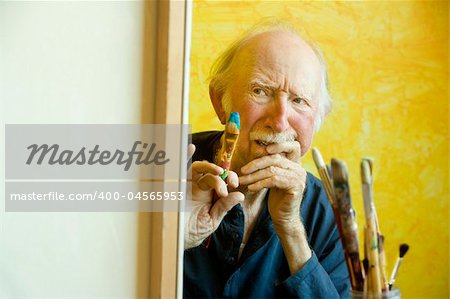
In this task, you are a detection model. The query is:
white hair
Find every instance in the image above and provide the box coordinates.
[209,20,332,132]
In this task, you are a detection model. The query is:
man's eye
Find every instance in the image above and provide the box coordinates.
[292,97,305,104]
[252,88,267,96]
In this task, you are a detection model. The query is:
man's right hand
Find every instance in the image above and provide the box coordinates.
[185,144,244,250]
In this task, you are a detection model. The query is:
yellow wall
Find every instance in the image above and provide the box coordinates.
[189,1,448,298]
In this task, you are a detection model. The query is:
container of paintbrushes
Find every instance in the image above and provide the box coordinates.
[350,288,400,299]
[312,149,409,298]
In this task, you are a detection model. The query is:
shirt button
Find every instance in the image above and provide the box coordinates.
[228,257,235,264]
[234,233,239,239]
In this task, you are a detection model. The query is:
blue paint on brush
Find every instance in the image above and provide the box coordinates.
[228,112,240,129]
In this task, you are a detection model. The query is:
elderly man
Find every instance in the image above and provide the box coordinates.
[184,24,350,298]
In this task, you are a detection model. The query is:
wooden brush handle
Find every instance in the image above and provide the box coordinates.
[334,183,365,291]
[366,222,382,294]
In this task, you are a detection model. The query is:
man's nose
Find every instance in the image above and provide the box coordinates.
[266,96,289,132]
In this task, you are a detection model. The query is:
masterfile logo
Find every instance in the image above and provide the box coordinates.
[6,124,189,180]
[5,124,191,212]
[26,141,170,171]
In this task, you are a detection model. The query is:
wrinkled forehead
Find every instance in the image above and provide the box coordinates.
[231,32,322,90]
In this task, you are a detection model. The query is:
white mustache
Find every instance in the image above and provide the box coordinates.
[249,130,296,144]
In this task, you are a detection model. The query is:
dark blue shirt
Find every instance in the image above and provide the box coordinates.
[184,131,350,298]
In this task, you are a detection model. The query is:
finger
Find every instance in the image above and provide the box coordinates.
[187,144,196,161]
[266,141,301,161]
[191,161,224,180]
[187,144,196,178]
[247,176,290,192]
[239,166,284,186]
[225,171,239,188]
[247,168,306,192]
[209,192,244,225]
[197,173,228,197]
[241,154,287,174]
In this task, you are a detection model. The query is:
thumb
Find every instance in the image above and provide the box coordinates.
[187,144,196,177]
[209,192,244,227]
[188,144,196,161]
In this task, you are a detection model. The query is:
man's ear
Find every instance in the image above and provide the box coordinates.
[209,84,227,125]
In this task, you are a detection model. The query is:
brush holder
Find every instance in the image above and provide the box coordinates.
[350,287,400,299]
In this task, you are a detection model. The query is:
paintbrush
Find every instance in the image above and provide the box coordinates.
[364,159,381,238]
[216,112,240,176]
[378,235,389,293]
[204,112,240,248]
[389,244,410,290]
[331,158,365,291]
[362,257,369,293]
[363,158,389,292]
[361,160,382,294]
[364,229,373,299]
[312,148,336,207]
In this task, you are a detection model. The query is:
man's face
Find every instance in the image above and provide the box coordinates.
[223,32,322,172]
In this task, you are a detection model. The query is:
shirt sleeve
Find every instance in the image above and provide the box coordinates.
[276,248,350,298]
[275,175,351,299]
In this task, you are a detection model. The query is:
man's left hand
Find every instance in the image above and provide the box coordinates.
[239,141,307,232]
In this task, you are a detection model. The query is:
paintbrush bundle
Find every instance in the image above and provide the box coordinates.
[312,148,409,298]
